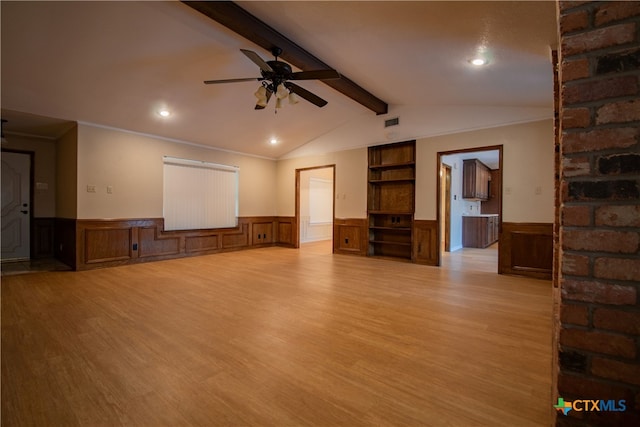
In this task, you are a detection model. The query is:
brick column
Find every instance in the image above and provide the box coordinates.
[556,1,640,426]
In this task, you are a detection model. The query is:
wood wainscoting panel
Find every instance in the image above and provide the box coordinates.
[252,221,274,245]
[185,235,220,254]
[55,218,77,269]
[276,217,295,247]
[221,222,250,248]
[413,220,439,265]
[333,218,367,256]
[32,217,55,258]
[84,227,132,264]
[138,227,180,258]
[499,222,553,280]
[71,217,290,270]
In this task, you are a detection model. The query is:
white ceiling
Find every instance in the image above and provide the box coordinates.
[1,1,558,159]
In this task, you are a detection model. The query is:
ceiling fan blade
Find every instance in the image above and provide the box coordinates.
[204,77,261,84]
[290,69,340,81]
[240,49,274,73]
[285,82,328,108]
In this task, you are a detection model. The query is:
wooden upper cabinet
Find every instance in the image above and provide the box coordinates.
[463,159,491,201]
[481,169,501,215]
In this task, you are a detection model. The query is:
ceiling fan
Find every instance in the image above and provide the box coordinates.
[204,47,341,109]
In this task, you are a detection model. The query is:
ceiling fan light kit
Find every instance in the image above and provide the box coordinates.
[275,83,289,100]
[204,47,340,110]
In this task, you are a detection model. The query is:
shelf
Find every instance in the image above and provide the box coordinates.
[369,161,415,170]
[369,240,411,246]
[369,226,411,231]
[368,178,415,184]
[368,210,413,215]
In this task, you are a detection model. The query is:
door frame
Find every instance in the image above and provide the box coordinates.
[295,164,336,249]
[441,163,452,252]
[1,148,35,261]
[436,145,503,268]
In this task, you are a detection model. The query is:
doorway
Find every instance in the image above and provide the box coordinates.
[296,165,335,254]
[437,146,503,272]
[440,164,451,252]
[1,150,32,261]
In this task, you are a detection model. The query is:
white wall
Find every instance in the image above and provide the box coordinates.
[416,119,554,222]
[71,119,552,224]
[278,119,554,225]
[276,147,367,218]
[56,125,78,219]
[441,158,463,251]
[76,124,277,219]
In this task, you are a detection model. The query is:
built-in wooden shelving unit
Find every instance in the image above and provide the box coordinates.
[367,140,416,261]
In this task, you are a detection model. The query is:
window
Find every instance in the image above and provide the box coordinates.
[309,177,333,224]
[163,156,238,231]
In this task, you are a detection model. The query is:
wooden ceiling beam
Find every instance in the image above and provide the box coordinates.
[182,1,388,115]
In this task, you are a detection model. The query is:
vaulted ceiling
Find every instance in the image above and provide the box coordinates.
[1,1,558,159]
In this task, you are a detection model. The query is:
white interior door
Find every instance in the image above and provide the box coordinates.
[1,151,31,261]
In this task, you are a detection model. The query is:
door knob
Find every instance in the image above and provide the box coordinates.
[20,210,28,214]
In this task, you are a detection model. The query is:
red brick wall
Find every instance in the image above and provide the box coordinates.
[556,1,640,426]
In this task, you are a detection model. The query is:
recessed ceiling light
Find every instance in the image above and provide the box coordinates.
[159,110,171,117]
[470,58,488,66]
[270,138,278,145]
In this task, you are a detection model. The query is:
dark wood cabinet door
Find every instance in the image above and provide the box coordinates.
[462,160,476,199]
[463,159,490,200]
[464,216,499,248]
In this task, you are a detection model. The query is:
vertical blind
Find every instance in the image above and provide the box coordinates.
[309,177,333,224]
[163,157,238,231]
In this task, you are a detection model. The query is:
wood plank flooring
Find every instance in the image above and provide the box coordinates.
[2,244,552,426]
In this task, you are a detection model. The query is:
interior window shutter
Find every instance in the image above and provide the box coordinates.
[163,157,238,231]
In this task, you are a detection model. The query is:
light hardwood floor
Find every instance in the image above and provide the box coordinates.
[2,244,552,426]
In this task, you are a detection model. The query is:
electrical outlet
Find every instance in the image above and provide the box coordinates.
[86,185,96,193]
[107,186,113,194]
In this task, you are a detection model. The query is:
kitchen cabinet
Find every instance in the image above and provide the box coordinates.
[368,141,415,260]
[462,215,499,248]
[481,169,501,215]
[463,159,491,200]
